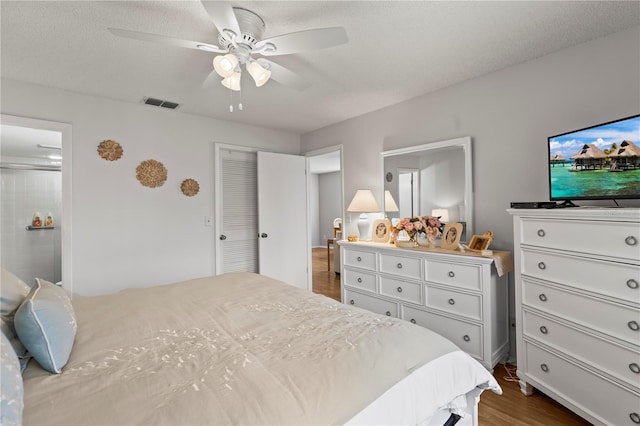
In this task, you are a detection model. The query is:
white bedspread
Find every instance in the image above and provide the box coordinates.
[22,272,500,425]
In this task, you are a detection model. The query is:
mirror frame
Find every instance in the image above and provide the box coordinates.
[380,136,473,240]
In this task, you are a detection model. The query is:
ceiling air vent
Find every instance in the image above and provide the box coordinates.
[142,97,180,110]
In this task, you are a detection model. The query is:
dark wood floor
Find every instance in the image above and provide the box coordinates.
[312,247,591,426]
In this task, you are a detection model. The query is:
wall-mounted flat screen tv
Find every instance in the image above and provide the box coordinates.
[548,114,640,203]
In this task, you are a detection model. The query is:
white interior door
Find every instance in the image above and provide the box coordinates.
[257,151,309,290]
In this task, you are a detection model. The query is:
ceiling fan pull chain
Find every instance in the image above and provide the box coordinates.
[229,86,233,113]
[238,87,243,111]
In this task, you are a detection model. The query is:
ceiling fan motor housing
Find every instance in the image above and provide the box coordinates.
[217,7,265,53]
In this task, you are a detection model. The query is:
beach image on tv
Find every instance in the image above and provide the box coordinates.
[548,115,640,200]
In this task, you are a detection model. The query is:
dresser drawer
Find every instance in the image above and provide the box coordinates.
[344,289,398,318]
[343,268,377,293]
[402,305,483,360]
[379,254,422,280]
[379,277,422,304]
[524,310,640,390]
[522,248,640,304]
[343,249,376,271]
[426,286,482,321]
[525,342,640,426]
[523,279,640,346]
[425,260,482,291]
[521,218,640,261]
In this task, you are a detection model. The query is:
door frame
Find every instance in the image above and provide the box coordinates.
[1,114,73,291]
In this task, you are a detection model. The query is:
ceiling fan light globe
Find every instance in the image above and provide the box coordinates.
[213,53,238,78]
[221,72,241,91]
[247,61,272,87]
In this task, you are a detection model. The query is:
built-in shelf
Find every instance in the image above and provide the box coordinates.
[26,226,55,230]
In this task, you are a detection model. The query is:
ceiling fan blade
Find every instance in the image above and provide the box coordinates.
[260,60,311,91]
[108,28,227,53]
[200,1,241,40]
[255,27,347,56]
[202,69,220,89]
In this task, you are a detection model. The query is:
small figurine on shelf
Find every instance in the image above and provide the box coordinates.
[32,212,42,227]
[44,212,54,227]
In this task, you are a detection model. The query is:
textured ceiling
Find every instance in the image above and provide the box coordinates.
[1,1,639,134]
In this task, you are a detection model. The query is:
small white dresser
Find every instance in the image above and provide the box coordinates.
[339,241,510,370]
[508,208,640,425]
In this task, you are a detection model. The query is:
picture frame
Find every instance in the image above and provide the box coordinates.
[372,219,391,243]
[440,222,463,250]
[467,230,494,252]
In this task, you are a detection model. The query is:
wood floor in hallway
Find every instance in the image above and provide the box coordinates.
[311,246,591,426]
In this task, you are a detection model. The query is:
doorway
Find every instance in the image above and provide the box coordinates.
[0,115,72,288]
[397,167,419,218]
[306,146,343,298]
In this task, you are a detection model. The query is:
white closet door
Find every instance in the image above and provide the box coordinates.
[257,151,309,290]
[217,149,258,273]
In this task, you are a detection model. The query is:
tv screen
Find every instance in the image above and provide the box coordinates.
[548,114,640,203]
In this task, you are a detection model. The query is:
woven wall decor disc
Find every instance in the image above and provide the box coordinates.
[97,139,123,161]
[136,159,167,188]
[181,178,200,197]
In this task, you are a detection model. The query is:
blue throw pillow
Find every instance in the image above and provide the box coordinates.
[1,330,23,426]
[14,278,77,374]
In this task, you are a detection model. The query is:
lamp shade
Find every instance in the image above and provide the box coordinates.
[347,190,380,212]
[221,71,241,91]
[384,190,399,212]
[213,54,238,78]
[247,61,271,87]
[432,208,450,222]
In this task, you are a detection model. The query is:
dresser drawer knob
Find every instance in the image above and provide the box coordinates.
[628,320,640,331]
[397,263,403,269]
[537,262,546,270]
[625,236,638,246]
[349,299,355,305]
[357,277,363,283]
[448,271,455,278]
[537,229,546,237]
[629,363,640,374]
[385,311,391,316]
[627,279,639,289]
[356,256,362,262]
[630,413,640,424]
[410,318,416,324]
[539,326,548,334]
[448,298,456,305]
[540,363,549,373]
[396,286,403,293]
[538,293,548,302]
[463,335,470,342]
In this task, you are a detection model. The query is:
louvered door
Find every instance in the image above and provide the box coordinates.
[217,148,258,273]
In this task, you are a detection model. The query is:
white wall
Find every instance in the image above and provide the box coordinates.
[318,172,342,244]
[308,172,320,247]
[301,26,640,252]
[1,79,301,296]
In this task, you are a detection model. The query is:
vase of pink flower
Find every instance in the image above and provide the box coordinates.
[394,215,443,248]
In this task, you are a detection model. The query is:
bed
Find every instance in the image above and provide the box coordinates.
[1,270,501,425]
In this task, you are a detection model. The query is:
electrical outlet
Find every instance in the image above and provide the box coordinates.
[205,216,212,227]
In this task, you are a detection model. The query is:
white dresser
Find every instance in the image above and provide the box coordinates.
[508,208,640,425]
[339,241,510,370]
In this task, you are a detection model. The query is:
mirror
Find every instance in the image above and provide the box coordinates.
[380,136,473,242]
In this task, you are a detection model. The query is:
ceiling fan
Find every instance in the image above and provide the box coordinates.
[108,1,348,96]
